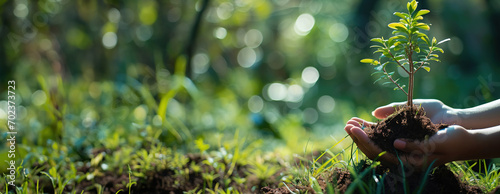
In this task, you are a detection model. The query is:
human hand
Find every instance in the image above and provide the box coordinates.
[344,117,472,170]
[372,99,459,125]
[393,125,473,169]
[344,117,398,165]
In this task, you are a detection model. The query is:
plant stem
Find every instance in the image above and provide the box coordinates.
[408,49,414,108]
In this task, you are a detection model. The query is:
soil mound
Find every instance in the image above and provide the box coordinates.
[366,106,447,155]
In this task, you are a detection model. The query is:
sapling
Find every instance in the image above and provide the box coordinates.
[361,0,449,108]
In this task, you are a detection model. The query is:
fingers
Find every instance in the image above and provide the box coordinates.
[344,118,399,165]
[349,117,376,127]
[350,127,378,159]
[351,127,399,164]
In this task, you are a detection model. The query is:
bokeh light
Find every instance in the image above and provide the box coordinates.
[267,83,288,101]
[317,95,336,113]
[294,13,315,36]
[237,47,257,68]
[102,32,118,49]
[301,66,320,85]
[329,23,349,42]
[248,95,264,113]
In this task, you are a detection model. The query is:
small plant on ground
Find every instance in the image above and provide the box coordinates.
[361,0,449,108]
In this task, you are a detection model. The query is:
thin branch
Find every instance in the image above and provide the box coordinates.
[414,49,435,73]
[388,51,411,75]
[383,67,408,96]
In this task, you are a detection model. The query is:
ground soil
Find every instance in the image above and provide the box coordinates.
[330,163,484,194]
[71,153,283,193]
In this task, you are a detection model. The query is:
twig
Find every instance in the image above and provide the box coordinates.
[383,67,408,95]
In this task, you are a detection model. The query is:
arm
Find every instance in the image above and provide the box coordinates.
[455,99,500,129]
[394,125,500,168]
[372,99,500,129]
[464,125,500,159]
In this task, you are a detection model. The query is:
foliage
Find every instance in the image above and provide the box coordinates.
[361,0,450,107]
[0,0,499,193]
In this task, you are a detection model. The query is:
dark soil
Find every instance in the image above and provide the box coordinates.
[330,163,484,194]
[72,153,283,193]
[366,105,447,155]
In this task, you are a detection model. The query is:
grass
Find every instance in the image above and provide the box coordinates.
[1,71,499,193]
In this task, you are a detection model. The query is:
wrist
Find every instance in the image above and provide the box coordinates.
[450,108,473,128]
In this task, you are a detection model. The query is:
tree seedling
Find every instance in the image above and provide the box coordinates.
[361,0,450,108]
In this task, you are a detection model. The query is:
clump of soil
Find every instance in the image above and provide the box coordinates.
[366,105,447,155]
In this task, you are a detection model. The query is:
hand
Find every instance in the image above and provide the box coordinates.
[372,99,459,125]
[344,117,472,170]
[393,125,472,169]
[344,117,399,165]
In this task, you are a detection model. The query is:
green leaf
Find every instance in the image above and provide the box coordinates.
[429,58,441,62]
[407,0,417,14]
[373,75,387,83]
[394,54,405,61]
[417,33,430,44]
[388,23,407,30]
[394,12,409,19]
[370,38,384,44]
[400,19,409,25]
[414,9,430,17]
[432,37,437,46]
[388,35,406,45]
[422,66,431,72]
[194,138,210,153]
[394,85,406,90]
[415,23,430,30]
[361,58,375,64]
[432,47,444,53]
[414,16,423,21]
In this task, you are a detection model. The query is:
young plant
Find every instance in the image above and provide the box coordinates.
[361,0,449,108]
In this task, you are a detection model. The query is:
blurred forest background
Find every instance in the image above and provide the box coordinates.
[1,0,500,174]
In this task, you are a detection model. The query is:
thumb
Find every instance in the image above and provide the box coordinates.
[372,105,396,119]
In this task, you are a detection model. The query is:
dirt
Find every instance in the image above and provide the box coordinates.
[71,153,283,193]
[366,105,447,155]
[329,163,484,194]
